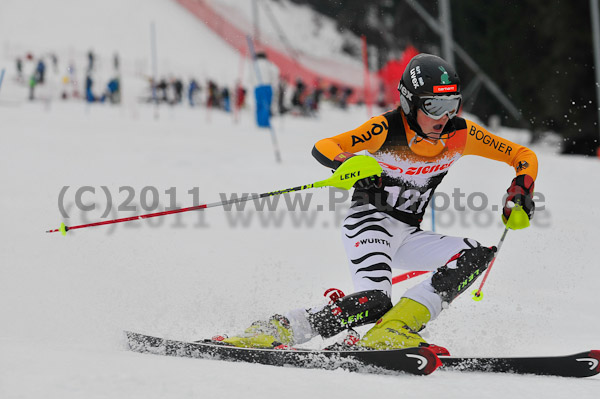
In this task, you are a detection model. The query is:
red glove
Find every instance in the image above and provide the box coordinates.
[503,175,535,222]
[333,152,382,190]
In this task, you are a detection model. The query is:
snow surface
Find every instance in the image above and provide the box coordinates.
[1,1,599,398]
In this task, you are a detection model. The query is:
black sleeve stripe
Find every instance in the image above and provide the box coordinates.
[311,145,338,169]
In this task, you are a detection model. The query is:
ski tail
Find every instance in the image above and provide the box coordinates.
[440,350,600,378]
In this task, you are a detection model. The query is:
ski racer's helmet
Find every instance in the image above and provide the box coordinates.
[398,54,462,138]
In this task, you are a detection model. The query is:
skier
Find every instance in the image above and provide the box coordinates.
[215,54,538,351]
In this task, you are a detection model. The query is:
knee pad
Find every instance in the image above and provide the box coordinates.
[308,290,392,338]
[431,246,496,304]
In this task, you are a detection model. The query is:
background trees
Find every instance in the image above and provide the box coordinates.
[291,0,599,154]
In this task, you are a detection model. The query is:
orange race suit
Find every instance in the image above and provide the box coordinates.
[312,108,538,227]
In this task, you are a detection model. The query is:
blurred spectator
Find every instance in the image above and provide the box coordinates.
[310,79,324,113]
[156,79,168,103]
[35,59,46,84]
[87,50,95,73]
[16,57,23,81]
[221,87,231,112]
[328,84,339,103]
[207,80,219,108]
[173,78,183,104]
[277,76,288,115]
[106,77,121,104]
[50,53,58,74]
[188,79,201,106]
[292,78,306,110]
[339,87,354,109]
[113,53,120,72]
[85,74,97,102]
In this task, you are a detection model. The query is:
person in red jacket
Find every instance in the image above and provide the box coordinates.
[216,54,538,351]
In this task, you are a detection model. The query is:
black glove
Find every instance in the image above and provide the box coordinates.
[503,175,535,222]
[333,152,383,190]
[353,175,383,190]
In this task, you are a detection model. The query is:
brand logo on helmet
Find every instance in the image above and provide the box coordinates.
[410,66,423,89]
[439,66,452,84]
[433,85,457,93]
[399,84,413,101]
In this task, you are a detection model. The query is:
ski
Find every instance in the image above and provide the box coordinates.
[125,331,599,378]
[439,351,600,378]
[124,331,440,375]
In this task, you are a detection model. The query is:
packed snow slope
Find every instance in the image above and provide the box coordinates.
[1,1,599,398]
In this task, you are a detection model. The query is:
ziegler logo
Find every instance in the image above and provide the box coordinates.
[355,238,391,247]
[378,160,455,175]
[351,121,388,146]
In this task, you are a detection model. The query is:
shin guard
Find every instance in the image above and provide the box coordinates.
[432,246,496,304]
[308,290,392,338]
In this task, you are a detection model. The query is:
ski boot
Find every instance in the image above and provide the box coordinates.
[357,297,434,351]
[216,314,295,349]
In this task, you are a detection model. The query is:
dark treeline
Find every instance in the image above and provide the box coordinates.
[290,0,599,155]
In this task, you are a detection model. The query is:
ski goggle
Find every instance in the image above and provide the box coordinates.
[420,95,462,120]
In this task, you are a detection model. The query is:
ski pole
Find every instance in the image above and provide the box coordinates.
[471,226,509,301]
[472,202,531,301]
[46,156,382,236]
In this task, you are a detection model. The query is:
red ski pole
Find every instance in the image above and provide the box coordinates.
[46,156,382,236]
[472,226,509,301]
[472,202,531,301]
[46,185,318,236]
